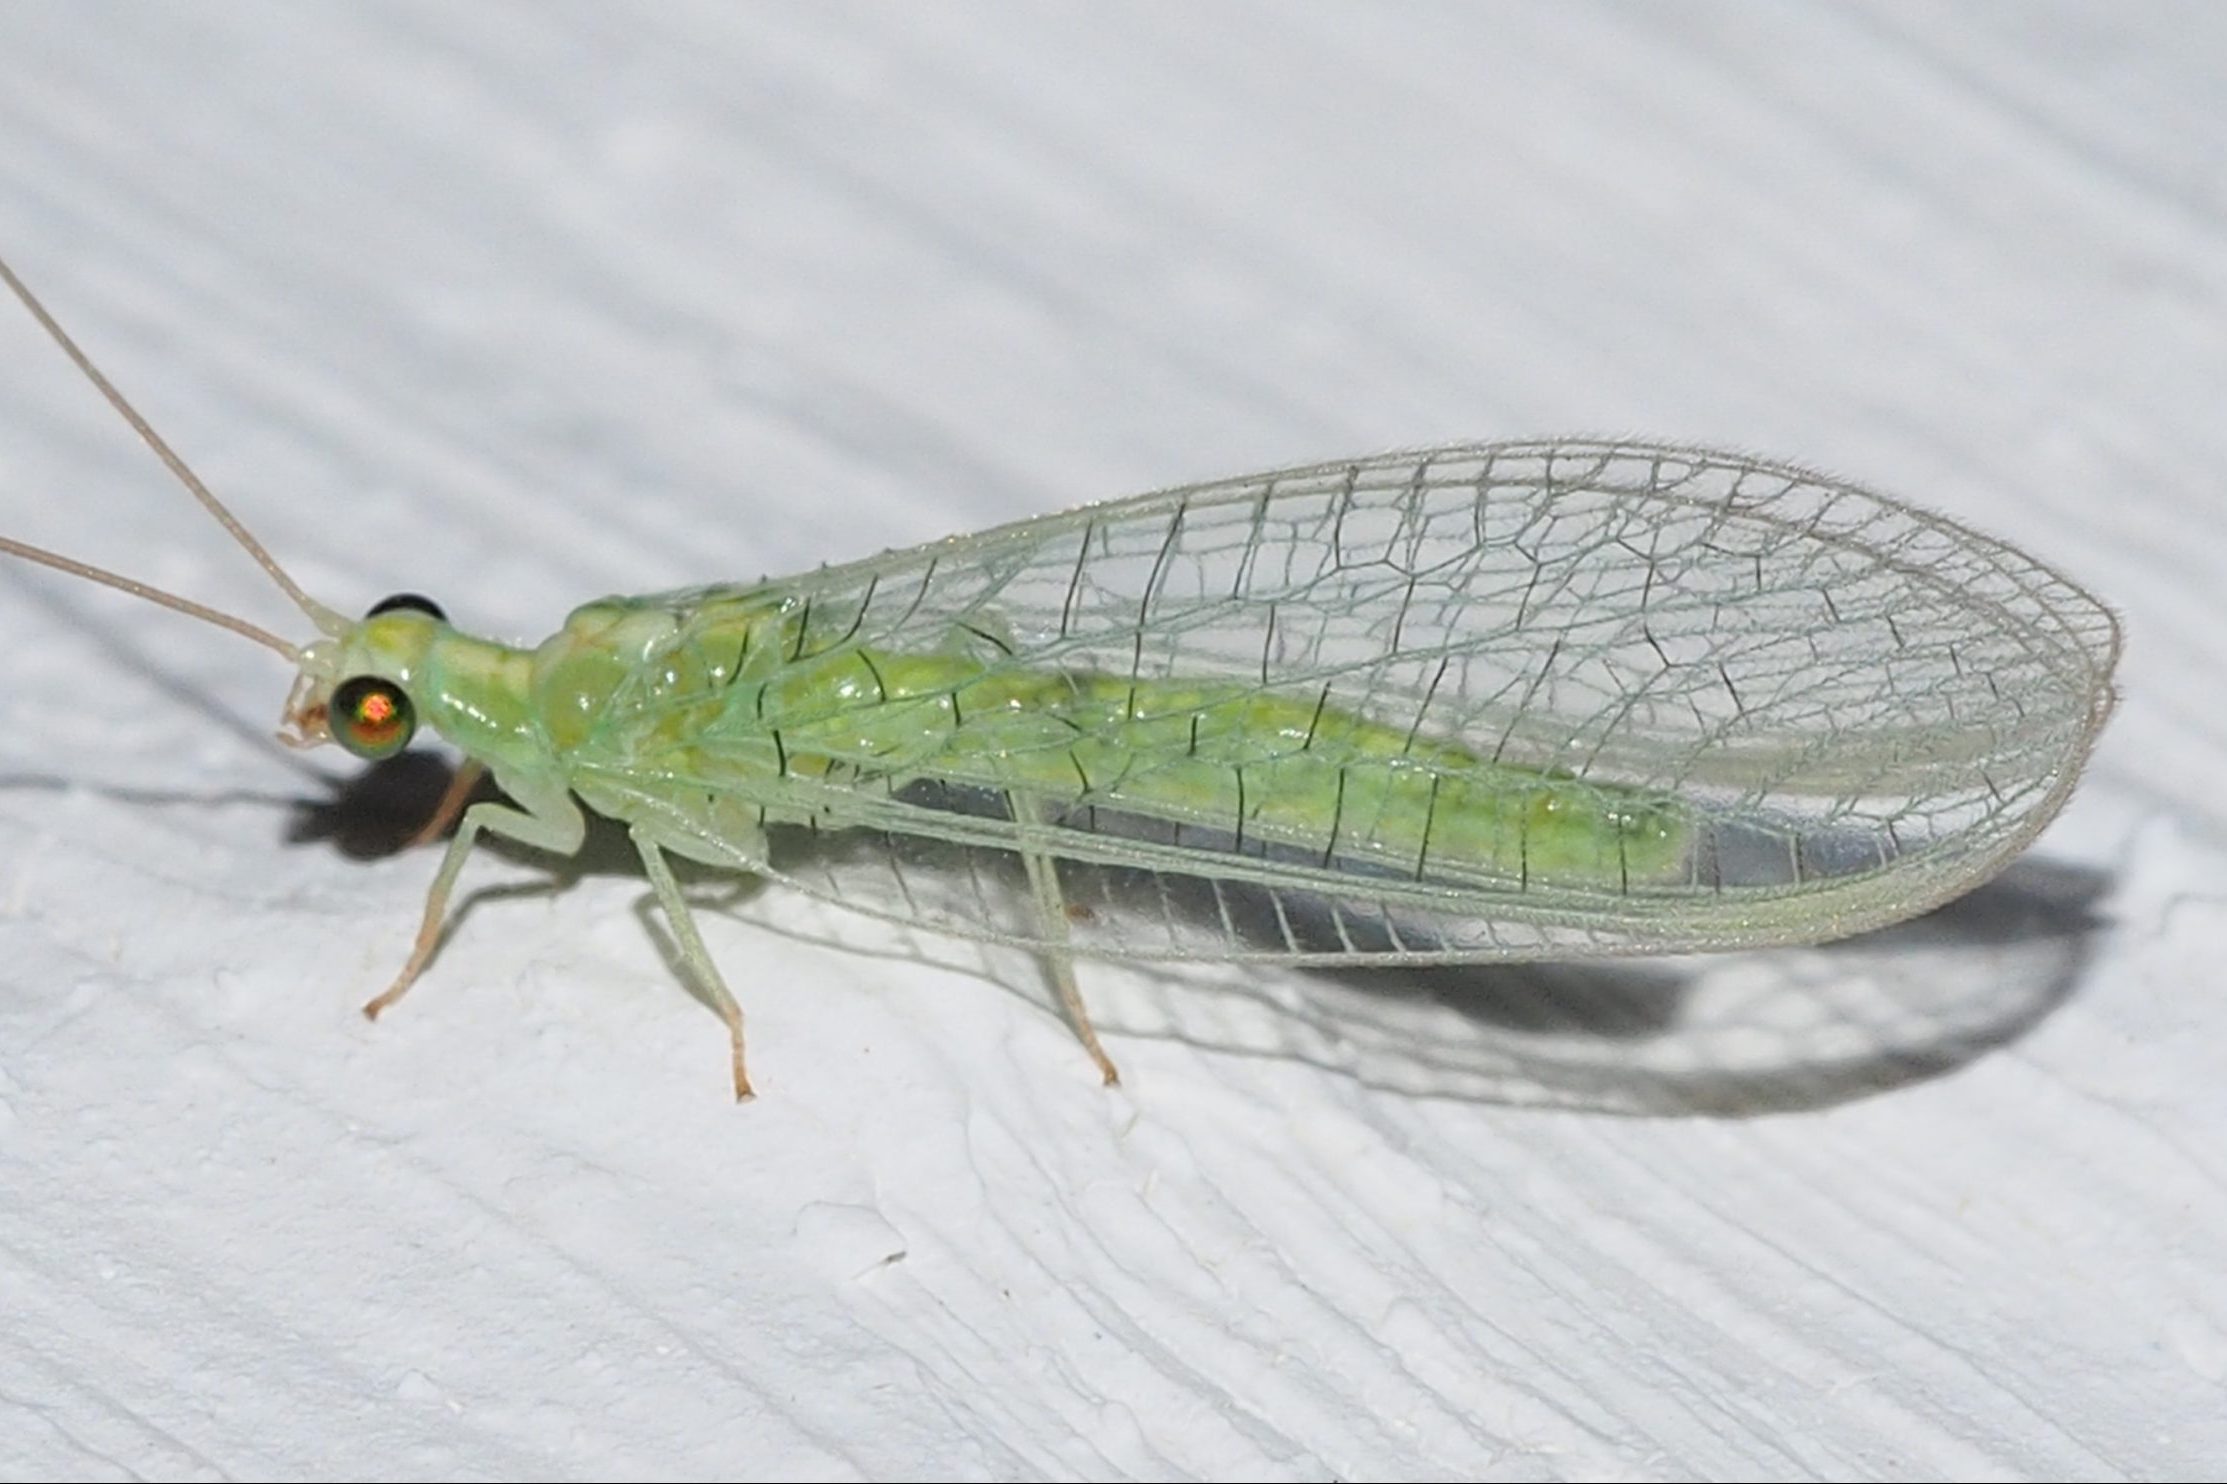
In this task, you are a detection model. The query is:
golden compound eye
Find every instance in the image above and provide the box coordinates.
[330,676,416,760]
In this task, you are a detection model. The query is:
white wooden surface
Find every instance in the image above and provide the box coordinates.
[0,6,2217,1479]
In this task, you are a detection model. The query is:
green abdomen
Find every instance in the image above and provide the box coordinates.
[751,644,1690,892]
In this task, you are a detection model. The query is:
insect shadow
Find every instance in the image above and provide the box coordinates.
[278,756,2111,1117]
[1198,856,2109,1116]
[288,750,480,858]
[996,847,2107,1117]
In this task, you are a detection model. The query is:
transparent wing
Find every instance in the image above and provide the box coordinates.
[592,439,2118,964]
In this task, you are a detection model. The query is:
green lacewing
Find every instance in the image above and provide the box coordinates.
[0,256,2120,1098]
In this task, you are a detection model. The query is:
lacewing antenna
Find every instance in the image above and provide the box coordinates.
[0,252,342,657]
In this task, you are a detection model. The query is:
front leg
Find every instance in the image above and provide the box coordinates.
[362,771,585,1021]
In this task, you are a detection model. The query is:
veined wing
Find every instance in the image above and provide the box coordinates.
[585,439,2118,964]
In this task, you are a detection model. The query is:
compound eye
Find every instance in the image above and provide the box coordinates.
[330,676,416,760]
[366,593,447,623]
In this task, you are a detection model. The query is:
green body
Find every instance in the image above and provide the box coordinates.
[333,586,1689,894]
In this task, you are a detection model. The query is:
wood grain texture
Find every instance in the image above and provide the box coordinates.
[0,5,2214,1478]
